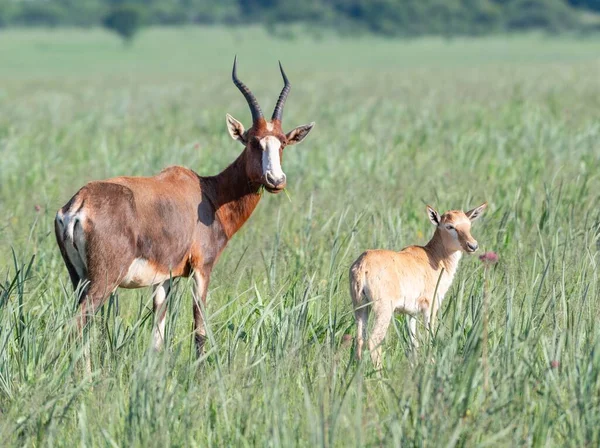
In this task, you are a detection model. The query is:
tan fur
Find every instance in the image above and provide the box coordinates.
[350,203,486,369]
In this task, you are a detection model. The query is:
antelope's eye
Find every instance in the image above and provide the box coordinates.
[445,224,455,231]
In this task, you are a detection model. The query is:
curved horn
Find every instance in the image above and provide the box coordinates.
[232,56,263,123]
[271,61,291,122]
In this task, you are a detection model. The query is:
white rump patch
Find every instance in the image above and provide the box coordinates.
[121,258,170,288]
[259,136,284,180]
[56,207,88,279]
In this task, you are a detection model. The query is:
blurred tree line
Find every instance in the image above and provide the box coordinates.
[0,0,599,37]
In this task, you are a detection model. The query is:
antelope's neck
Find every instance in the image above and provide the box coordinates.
[424,230,462,278]
[203,150,262,239]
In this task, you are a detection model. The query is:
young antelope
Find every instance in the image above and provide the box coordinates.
[350,203,487,368]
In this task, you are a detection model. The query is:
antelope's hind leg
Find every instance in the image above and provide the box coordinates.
[354,305,369,361]
[368,305,393,370]
[76,228,134,373]
[76,282,115,376]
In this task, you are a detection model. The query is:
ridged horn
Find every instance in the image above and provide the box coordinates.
[232,56,263,123]
[271,61,291,122]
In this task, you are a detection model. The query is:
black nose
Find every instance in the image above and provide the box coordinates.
[266,172,286,188]
[467,242,478,252]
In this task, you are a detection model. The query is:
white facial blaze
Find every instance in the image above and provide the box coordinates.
[260,136,284,181]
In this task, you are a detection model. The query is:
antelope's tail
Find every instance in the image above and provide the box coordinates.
[349,261,366,308]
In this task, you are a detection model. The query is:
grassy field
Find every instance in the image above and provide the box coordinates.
[0,26,599,446]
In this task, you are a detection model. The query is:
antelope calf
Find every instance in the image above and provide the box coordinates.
[350,203,487,368]
[55,58,314,365]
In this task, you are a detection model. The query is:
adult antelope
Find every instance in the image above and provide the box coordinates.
[55,58,315,360]
[350,203,486,369]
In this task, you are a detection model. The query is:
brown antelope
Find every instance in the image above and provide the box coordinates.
[55,58,315,362]
[349,203,487,368]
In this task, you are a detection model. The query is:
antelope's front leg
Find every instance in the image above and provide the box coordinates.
[423,296,439,338]
[418,296,436,339]
[407,315,419,349]
[192,269,210,359]
[153,280,171,350]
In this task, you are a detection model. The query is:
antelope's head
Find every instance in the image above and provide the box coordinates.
[427,203,487,253]
[226,57,315,194]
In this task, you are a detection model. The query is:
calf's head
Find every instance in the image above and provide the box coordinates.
[226,57,314,193]
[427,203,487,253]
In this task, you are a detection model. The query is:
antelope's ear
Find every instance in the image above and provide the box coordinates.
[427,205,441,226]
[226,114,247,144]
[286,122,315,146]
[466,202,487,221]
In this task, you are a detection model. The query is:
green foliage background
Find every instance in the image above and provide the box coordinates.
[0,27,599,445]
[1,0,600,35]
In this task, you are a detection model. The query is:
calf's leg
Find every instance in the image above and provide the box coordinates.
[368,305,393,370]
[354,306,369,361]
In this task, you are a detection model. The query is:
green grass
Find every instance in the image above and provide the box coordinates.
[1,26,600,446]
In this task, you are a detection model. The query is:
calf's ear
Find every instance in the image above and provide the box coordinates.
[427,205,441,226]
[466,202,487,221]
